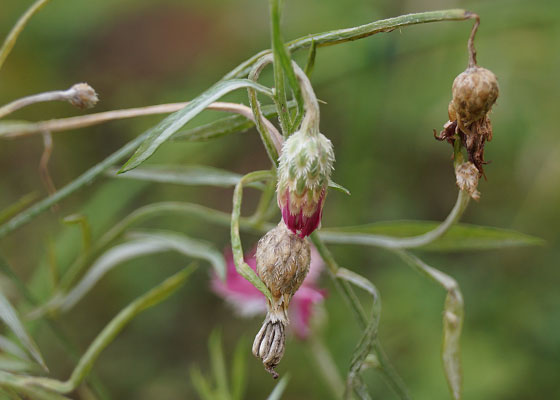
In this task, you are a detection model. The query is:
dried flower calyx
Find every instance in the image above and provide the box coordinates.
[252,221,311,378]
[436,66,499,176]
[455,161,480,200]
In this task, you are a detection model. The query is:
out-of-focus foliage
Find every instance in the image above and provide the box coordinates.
[0,0,558,398]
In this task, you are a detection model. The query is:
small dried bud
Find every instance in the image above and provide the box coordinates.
[450,66,498,128]
[455,162,480,200]
[253,221,311,377]
[69,83,98,109]
[277,130,334,238]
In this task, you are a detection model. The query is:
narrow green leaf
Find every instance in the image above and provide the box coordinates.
[107,165,265,190]
[0,291,47,371]
[442,290,464,400]
[61,214,92,253]
[328,180,351,196]
[0,354,37,373]
[336,268,381,400]
[231,337,248,400]
[170,101,295,142]
[0,371,71,400]
[266,375,290,400]
[0,193,38,225]
[56,231,223,312]
[129,230,226,279]
[120,79,273,173]
[208,330,230,400]
[57,238,171,312]
[190,367,215,400]
[304,40,318,77]
[321,221,544,251]
[0,335,28,361]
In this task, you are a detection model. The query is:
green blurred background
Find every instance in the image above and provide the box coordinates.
[1,0,558,398]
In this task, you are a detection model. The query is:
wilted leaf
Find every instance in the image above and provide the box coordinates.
[442,290,464,400]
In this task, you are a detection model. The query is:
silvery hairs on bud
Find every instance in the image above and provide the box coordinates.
[252,221,311,377]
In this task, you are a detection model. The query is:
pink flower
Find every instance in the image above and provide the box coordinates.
[211,246,326,339]
[279,188,326,238]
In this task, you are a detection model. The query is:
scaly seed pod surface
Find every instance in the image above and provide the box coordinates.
[451,66,499,128]
[253,221,311,378]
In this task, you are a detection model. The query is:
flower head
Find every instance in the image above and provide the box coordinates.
[277,130,334,238]
[211,243,326,339]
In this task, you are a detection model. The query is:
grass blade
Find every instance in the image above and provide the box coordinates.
[190,367,215,400]
[231,337,248,400]
[208,330,230,400]
[107,165,265,190]
[129,230,226,279]
[0,291,47,371]
[25,265,196,394]
[119,79,273,173]
[266,374,290,400]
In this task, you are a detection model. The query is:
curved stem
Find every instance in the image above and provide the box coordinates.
[291,62,320,135]
[0,0,51,71]
[248,54,283,163]
[1,101,276,139]
[310,234,411,400]
[231,171,274,302]
[0,84,97,119]
[466,12,480,68]
[319,190,470,249]
[224,9,472,80]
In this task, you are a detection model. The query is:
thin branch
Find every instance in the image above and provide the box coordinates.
[248,54,284,162]
[0,83,98,119]
[0,0,52,71]
[466,12,480,68]
[318,190,470,249]
[38,131,57,204]
[223,9,472,80]
[0,101,276,139]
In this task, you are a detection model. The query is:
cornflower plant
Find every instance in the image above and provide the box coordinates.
[0,1,543,399]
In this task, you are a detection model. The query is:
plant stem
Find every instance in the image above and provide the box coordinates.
[310,234,411,400]
[0,101,277,139]
[0,9,472,240]
[224,9,472,80]
[20,266,195,394]
[0,0,51,71]
[269,0,301,136]
[318,190,470,249]
[231,171,274,302]
[248,54,283,163]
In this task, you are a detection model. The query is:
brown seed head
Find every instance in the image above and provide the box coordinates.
[451,66,498,127]
[69,83,99,109]
[256,221,311,322]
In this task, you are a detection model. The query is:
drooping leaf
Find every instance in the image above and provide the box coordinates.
[321,220,544,251]
[129,230,226,279]
[0,291,47,371]
[120,79,273,173]
[266,375,290,400]
[0,192,38,225]
[107,165,265,190]
[57,231,224,312]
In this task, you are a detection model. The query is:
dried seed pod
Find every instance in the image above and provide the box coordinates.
[450,66,499,130]
[69,83,98,109]
[252,221,311,377]
[455,162,480,200]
